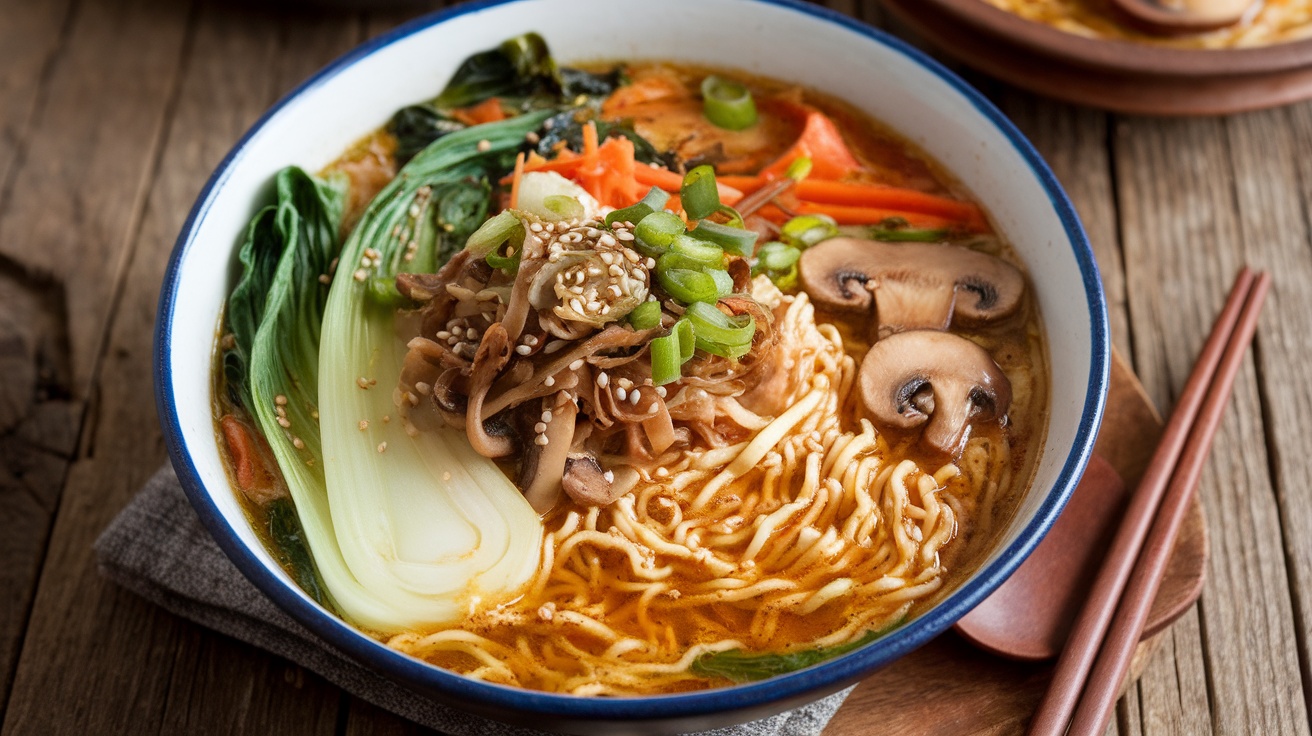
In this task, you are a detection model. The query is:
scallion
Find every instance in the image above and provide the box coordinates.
[628,300,662,330]
[650,333,682,385]
[686,301,755,349]
[708,268,733,299]
[701,75,758,131]
[681,165,721,221]
[690,219,757,257]
[674,318,695,362]
[465,210,522,257]
[669,234,725,269]
[657,267,719,304]
[542,195,584,222]
[634,211,687,256]
[781,214,839,249]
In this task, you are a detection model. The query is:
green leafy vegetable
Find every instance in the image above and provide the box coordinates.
[534,110,673,168]
[691,625,900,683]
[434,33,561,110]
[224,166,348,607]
[387,106,465,165]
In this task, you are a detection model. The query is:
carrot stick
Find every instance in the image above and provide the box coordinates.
[508,151,526,210]
[451,97,507,126]
[718,175,988,230]
[787,201,966,230]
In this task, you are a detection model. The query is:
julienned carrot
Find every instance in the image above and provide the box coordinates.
[631,164,743,206]
[717,175,988,231]
[758,111,862,181]
[509,151,526,210]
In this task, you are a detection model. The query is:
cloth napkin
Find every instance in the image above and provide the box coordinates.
[94,466,852,736]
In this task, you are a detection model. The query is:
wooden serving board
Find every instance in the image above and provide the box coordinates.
[823,350,1208,734]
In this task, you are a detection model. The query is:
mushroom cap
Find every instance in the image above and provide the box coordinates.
[798,236,1025,334]
[858,329,1012,456]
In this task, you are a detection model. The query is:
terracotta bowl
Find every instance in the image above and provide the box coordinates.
[882,0,1312,114]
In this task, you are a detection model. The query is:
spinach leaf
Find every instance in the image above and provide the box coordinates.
[388,106,466,165]
[690,623,902,683]
[434,32,561,110]
[560,66,624,98]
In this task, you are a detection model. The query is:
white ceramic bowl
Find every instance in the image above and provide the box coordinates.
[155,0,1108,731]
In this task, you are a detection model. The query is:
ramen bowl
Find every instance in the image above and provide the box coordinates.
[154,0,1108,731]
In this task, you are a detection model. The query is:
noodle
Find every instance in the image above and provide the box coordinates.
[388,290,1013,694]
[983,0,1312,47]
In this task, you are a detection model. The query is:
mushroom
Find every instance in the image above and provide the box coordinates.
[798,236,1024,338]
[519,393,579,514]
[858,330,1012,456]
[562,454,636,507]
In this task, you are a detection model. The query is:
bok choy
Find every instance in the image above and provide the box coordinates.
[313,112,554,632]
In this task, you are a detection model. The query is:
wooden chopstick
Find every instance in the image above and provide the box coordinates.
[1027,267,1267,736]
[1064,270,1271,735]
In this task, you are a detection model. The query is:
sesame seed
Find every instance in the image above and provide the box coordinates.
[436,330,451,340]
[451,325,464,337]
[544,340,567,354]
[616,230,635,241]
[545,375,556,387]
[616,387,627,401]
[599,233,616,247]
[275,395,288,405]
[530,222,543,233]
[353,269,367,282]
[476,139,491,152]
[569,359,584,371]
[358,420,369,431]
[383,415,391,423]
[631,268,644,280]
[587,267,602,277]
[619,378,633,390]
[608,285,622,297]
[524,335,539,346]
[364,248,380,259]
[534,434,549,446]
[466,328,480,340]
[292,437,305,449]
[534,422,548,433]
[645,257,656,269]
[408,204,421,217]
[541,410,553,422]
[570,298,584,313]
[525,131,540,144]
[515,345,532,355]
[603,470,615,483]
[629,390,641,405]
[414,382,431,395]
[655,386,667,398]
[318,274,331,284]
[587,300,601,312]
[377,442,388,453]
[570,286,584,295]
[275,406,286,418]
[277,417,291,428]
[600,252,614,265]
[442,471,452,481]
[655,467,669,478]
[598,372,611,389]
[356,377,370,389]
[608,264,624,277]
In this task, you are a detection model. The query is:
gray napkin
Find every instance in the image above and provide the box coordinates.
[95,466,852,736]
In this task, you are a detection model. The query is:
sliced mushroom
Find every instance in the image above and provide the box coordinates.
[519,394,578,514]
[798,236,1024,337]
[463,323,515,458]
[562,453,631,507]
[858,330,1011,456]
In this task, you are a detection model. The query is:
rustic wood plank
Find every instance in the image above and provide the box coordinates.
[0,0,190,714]
[1113,113,1310,736]
[0,0,74,202]
[0,1,360,734]
[1227,100,1312,724]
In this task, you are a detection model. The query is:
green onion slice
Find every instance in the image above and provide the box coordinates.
[640,186,671,210]
[686,301,755,349]
[690,219,757,257]
[701,75,758,131]
[606,202,653,229]
[485,240,521,273]
[657,267,719,304]
[628,300,662,330]
[781,214,839,249]
[634,210,687,256]
[543,195,584,222]
[708,268,733,299]
[650,333,682,386]
[674,318,695,363]
[669,234,725,269]
[465,210,522,257]
[681,165,722,221]
[785,156,813,182]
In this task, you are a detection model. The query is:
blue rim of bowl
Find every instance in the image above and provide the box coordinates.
[155,0,1108,723]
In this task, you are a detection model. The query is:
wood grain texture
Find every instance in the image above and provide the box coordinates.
[1113,112,1311,736]
[0,0,73,203]
[0,1,358,734]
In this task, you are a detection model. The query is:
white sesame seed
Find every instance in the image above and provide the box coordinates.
[544,340,567,354]
[364,248,380,259]
[616,230,635,242]
[603,470,615,483]
[277,417,291,428]
[356,377,370,389]
[655,386,667,398]
[476,139,491,152]
[616,387,627,401]
[600,252,614,265]
[408,204,421,217]
[541,410,553,422]
[466,328,480,340]
[442,470,452,481]
[515,345,532,355]
[534,434,550,446]
[414,382,431,395]
[599,233,616,247]
[534,422,548,433]
[524,335,539,346]
[275,395,288,405]
[597,372,610,388]
[318,274,331,284]
[353,269,367,282]
[545,375,556,387]
[275,406,286,418]
[569,359,584,371]
[436,330,451,340]
[608,285,622,297]
[530,222,543,233]
[570,286,584,295]
[655,467,669,478]
[587,267,602,277]
[377,442,388,453]
[382,415,391,423]
[631,269,644,280]
[358,420,369,431]
[451,325,464,337]
[570,298,584,313]
[619,378,633,390]
[586,300,601,312]
[292,437,305,449]
[645,257,657,269]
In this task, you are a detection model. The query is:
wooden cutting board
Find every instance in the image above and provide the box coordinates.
[823,350,1208,734]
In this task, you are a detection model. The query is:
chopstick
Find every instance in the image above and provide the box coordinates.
[1028,267,1271,736]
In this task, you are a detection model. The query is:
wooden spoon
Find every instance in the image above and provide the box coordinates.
[1107,0,1258,34]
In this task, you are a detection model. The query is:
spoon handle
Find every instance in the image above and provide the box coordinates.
[1027,268,1258,736]
[1066,272,1270,736]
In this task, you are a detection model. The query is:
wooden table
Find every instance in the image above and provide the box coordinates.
[1,0,1309,733]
